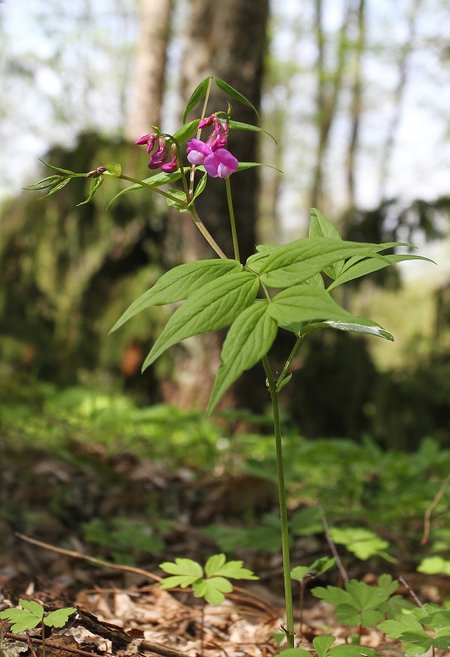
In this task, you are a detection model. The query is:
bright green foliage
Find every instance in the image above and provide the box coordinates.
[159,553,258,605]
[0,600,76,634]
[278,635,376,657]
[110,259,242,333]
[142,271,259,370]
[379,605,450,656]
[207,301,278,413]
[417,556,450,576]
[312,575,399,627]
[328,527,393,561]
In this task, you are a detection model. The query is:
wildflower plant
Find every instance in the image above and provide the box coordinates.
[29,75,430,648]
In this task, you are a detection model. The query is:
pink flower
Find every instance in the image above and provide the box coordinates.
[135,133,157,153]
[186,138,212,165]
[160,144,178,173]
[204,148,238,179]
[148,137,168,169]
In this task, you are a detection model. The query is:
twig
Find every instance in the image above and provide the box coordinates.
[399,575,424,609]
[421,473,450,545]
[318,506,349,582]
[15,533,161,582]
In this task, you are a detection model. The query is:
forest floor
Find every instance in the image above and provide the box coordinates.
[1,436,449,657]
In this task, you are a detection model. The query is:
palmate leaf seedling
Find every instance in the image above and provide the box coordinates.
[291,557,336,632]
[278,634,376,657]
[28,74,433,649]
[379,606,450,657]
[159,553,258,605]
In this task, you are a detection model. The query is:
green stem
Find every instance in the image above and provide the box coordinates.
[276,335,303,390]
[189,205,228,259]
[225,177,240,262]
[119,174,182,204]
[189,77,213,196]
[262,355,295,648]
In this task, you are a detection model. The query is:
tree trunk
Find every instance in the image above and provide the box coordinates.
[125,0,173,139]
[166,0,270,409]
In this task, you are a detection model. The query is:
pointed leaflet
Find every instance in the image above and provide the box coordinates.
[173,119,200,145]
[44,608,77,628]
[193,577,233,605]
[110,259,242,333]
[142,272,259,370]
[228,119,276,142]
[182,77,210,123]
[327,253,432,291]
[159,558,203,588]
[207,302,277,414]
[268,285,356,326]
[204,553,258,580]
[312,635,335,657]
[214,76,259,120]
[300,318,394,342]
[259,238,404,288]
[106,168,189,210]
[309,208,344,279]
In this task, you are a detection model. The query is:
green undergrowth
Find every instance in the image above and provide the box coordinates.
[1,377,449,574]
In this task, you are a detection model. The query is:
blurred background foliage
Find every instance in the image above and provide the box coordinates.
[0,0,449,450]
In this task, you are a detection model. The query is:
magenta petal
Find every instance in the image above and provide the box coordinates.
[187,139,211,157]
[204,148,238,178]
[135,134,150,145]
[204,153,220,177]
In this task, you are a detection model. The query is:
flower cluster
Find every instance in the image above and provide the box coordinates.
[186,115,238,179]
[135,134,178,173]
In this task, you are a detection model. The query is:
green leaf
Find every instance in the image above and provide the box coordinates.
[269,285,355,326]
[228,119,276,142]
[207,301,277,413]
[417,556,450,576]
[77,175,104,206]
[259,238,397,288]
[39,159,76,175]
[309,208,344,279]
[236,161,283,173]
[159,558,203,588]
[193,577,233,605]
[26,175,61,190]
[183,77,211,123]
[110,259,242,333]
[277,650,311,657]
[329,646,376,657]
[40,177,72,198]
[378,615,424,640]
[0,600,44,633]
[313,635,335,657]
[291,557,336,583]
[301,318,394,342]
[43,607,77,628]
[142,271,259,370]
[106,162,122,176]
[290,566,310,582]
[329,527,391,561]
[192,171,208,201]
[173,119,200,145]
[327,253,432,291]
[205,554,258,580]
[214,76,259,120]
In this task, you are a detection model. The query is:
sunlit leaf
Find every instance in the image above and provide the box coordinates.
[183,77,211,123]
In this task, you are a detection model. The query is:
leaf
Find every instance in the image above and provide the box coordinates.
[378,615,424,640]
[309,208,344,279]
[269,285,355,326]
[142,271,259,370]
[228,119,276,142]
[183,77,211,123]
[301,318,394,342]
[291,557,336,583]
[106,162,122,176]
[193,577,233,605]
[290,566,310,582]
[330,646,376,657]
[236,161,283,173]
[329,527,391,561]
[77,175,104,206]
[277,650,311,657]
[205,554,258,580]
[214,76,259,120]
[159,558,203,588]
[26,175,61,190]
[173,119,200,145]
[313,635,335,657]
[0,601,44,634]
[207,301,277,413]
[417,556,450,576]
[44,608,77,628]
[110,259,242,332]
[327,254,432,291]
[192,171,208,201]
[40,177,72,198]
[259,239,397,288]
[39,159,76,175]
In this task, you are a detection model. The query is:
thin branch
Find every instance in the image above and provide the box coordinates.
[318,506,349,582]
[399,575,425,609]
[15,533,161,582]
[421,473,450,545]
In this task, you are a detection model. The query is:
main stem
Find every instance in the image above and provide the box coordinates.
[225,177,240,262]
[262,356,295,648]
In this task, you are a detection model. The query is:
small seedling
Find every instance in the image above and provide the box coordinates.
[379,605,450,656]
[159,553,258,605]
[328,527,394,563]
[291,557,336,633]
[0,600,76,634]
